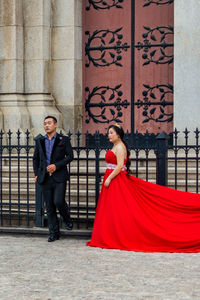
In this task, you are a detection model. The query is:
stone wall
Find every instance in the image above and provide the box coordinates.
[174,0,200,142]
[0,0,82,136]
[2,1,200,142]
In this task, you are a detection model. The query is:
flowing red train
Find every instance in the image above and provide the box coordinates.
[87,150,200,252]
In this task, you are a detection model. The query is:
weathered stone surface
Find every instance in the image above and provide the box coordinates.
[26,94,63,136]
[0,26,23,60]
[74,59,82,105]
[0,0,82,133]
[24,26,50,60]
[50,0,82,133]
[74,26,82,60]
[0,0,23,26]
[57,104,75,133]
[0,108,3,129]
[0,235,200,299]
[174,0,200,139]
[0,60,23,93]
[25,60,49,93]
[74,103,83,133]
[0,94,30,133]
[50,60,75,104]
[52,27,74,60]
[74,0,82,27]
[23,0,51,26]
[52,0,74,27]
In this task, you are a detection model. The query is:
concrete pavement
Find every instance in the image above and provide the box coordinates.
[0,234,200,300]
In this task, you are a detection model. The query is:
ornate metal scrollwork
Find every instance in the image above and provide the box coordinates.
[85,85,130,124]
[85,28,130,67]
[86,0,124,10]
[143,0,174,6]
[135,26,174,65]
[134,84,173,123]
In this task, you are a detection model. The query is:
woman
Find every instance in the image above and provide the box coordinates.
[87,124,200,252]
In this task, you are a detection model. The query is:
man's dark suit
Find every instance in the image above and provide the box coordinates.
[33,133,73,236]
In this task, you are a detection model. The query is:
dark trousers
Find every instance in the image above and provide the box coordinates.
[40,175,70,235]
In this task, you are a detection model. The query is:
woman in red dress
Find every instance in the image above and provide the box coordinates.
[87,124,200,252]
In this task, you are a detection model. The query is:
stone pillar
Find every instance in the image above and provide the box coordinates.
[51,0,82,133]
[174,0,200,141]
[0,0,30,132]
[23,0,62,135]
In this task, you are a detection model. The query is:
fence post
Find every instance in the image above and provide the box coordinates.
[35,183,44,226]
[94,131,101,206]
[156,132,169,186]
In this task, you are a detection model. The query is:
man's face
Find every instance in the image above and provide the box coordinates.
[44,118,57,134]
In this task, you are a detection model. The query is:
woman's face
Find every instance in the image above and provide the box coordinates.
[108,127,119,144]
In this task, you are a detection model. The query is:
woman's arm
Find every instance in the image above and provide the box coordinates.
[104,144,126,187]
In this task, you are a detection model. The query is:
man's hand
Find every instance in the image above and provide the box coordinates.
[47,164,56,175]
[35,176,38,183]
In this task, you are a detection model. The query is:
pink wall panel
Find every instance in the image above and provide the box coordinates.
[82,0,174,136]
[134,1,174,134]
[83,0,132,135]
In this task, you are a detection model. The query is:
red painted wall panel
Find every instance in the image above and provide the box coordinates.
[134,1,174,134]
[82,0,174,136]
[82,0,132,135]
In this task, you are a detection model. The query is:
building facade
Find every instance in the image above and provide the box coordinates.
[0,0,200,142]
[0,0,82,137]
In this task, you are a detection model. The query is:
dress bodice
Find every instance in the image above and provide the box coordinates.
[105,150,127,165]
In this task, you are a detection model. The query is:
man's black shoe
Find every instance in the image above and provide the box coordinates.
[48,234,60,242]
[65,222,73,231]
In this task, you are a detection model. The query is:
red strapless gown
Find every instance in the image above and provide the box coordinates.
[86,150,200,252]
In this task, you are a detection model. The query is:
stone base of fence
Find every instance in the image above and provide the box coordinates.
[0,226,92,238]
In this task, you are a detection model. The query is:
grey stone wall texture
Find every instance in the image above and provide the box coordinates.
[1,0,200,142]
[0,0,82,136]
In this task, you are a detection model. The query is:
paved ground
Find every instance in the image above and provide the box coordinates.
[0,234,200,300]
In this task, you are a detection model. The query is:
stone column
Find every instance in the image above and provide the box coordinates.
[23,0,62,135]
[174,0,200,142]
[50,0,82,133]
[0,0,30,132]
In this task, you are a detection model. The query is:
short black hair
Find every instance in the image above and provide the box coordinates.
[44,116,57,123]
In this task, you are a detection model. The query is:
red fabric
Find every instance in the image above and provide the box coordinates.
[86,150,200,252]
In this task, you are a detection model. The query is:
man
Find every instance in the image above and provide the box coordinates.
[33,116,73,242]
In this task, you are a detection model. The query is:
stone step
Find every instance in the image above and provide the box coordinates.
[0,189,97,204]
[1,163,200,176]
[1,168,200,186]
[1,176,200,199]
[2,179,200,195]
[1,165,200,182]
[1,177,98,190]
[2,154,200,168]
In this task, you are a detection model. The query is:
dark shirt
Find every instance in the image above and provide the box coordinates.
[45,133,57,166]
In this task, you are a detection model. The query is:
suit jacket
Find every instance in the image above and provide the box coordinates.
[33,133,73,184]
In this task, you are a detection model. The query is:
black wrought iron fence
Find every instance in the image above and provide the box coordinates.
[0,129,200,229]
[167,128,200,193]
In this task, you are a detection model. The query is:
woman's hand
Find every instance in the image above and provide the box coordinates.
[104,177,111,187]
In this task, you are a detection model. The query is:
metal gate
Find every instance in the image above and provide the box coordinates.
[83,0,174,139]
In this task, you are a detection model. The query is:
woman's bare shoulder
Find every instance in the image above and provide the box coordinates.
[116,142,126,154]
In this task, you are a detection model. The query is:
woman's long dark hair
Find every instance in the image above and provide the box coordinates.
[108,124,131,176]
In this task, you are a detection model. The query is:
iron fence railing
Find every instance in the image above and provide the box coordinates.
[0,129,200,229]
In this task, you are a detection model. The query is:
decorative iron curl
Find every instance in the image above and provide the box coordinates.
[134,84,173,123]
[86,0,124,10]
[85,84,130,124]
[143,0,174,6]
[135,26,174,65]
[85,28,130,67]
